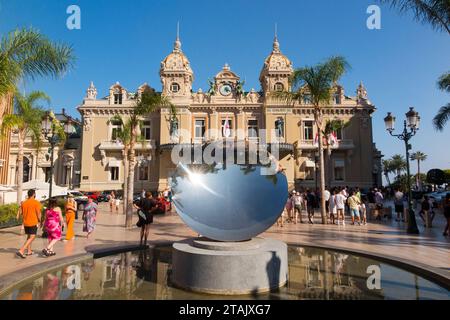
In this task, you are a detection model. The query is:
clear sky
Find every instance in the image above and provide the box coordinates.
[1,0,449,175]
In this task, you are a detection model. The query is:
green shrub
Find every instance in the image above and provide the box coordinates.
[0,204,20,225]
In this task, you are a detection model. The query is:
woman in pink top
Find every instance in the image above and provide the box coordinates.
[43,198,64,257]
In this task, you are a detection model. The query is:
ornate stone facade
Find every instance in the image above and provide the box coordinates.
[78,35,382,192]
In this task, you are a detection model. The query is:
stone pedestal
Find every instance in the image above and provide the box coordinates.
[171,237,288,295]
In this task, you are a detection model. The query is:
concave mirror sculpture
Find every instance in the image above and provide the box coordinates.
[170,162,288,241]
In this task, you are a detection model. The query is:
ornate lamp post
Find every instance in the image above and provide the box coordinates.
[384,107,420,234]
[41,112,74,199]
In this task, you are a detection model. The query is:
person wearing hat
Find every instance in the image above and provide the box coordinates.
[64,194,77,241]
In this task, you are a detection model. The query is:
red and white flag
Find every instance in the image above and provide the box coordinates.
[223,117,231,138]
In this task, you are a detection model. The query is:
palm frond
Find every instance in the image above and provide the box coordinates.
[437,71,450,93]
[379,0,450,34]
[433,103,450,131]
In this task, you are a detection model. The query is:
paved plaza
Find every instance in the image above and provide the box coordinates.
[0,202,449,293]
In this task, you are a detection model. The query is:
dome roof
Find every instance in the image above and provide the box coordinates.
[261,37,293,74]
[160,37,193,75]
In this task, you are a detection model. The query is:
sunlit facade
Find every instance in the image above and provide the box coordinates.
[78,35,382,192]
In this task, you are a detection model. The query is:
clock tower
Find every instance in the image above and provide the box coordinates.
[259,35,293,96]
[160,30,194,100]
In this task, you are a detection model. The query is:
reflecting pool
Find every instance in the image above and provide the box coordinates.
[1,246,448,300]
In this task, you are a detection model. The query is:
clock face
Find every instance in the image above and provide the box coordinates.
[219,84,232,96]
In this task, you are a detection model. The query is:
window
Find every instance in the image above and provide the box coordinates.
[303,94,312,104]
[114,93,122,104]
[138,165,149,181]
[141,121,151,140]
[335,127,343,140]
[274,82,284,92]
[170,83,180,93]
[305,167,315,180]
[334,93,341,105]
[110,120,122,141]
[275,118,284,138]
[221,119,233,137]
[334,159,345,181]
[303,121,314,140]
[247,119,259,138]
[195,119,206,138]
[110,167,119,181]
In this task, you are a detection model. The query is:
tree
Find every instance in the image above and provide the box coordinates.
[124,87,175,228]
[379,0,450,34]
[426,168,446,187]
[410,151,427,189]
[390,154,407,180]
[108,116,132,214]
[274,56,350,224]
[0,91,49,202]
[323,119,349,187]
[433,72,450,131]
[378,2,449,131]
[0,28,74,99]
[382,158,394,185]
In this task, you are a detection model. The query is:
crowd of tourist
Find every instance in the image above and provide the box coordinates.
[277,185,450,236]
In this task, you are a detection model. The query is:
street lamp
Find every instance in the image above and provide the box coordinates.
[384,107,420,234]
[41,111,75,199]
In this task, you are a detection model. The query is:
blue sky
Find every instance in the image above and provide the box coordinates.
[1,0,449,175]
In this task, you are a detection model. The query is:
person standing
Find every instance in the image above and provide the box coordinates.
[115,196,120,213]
[394,188,405,222]
[109,191,115,213]
[42,198,64,257]
[442,193,450,236]
[348,191,362,225]
[335,189,347,225]
[134,191,157,246]
[374,188,384,220]
[284,193,293,224]
[329,189,338,225]
[64,195,77,241]
[324,187,331,222]
[83,198,98,239]
[16,189,42,259]
[293,192,303,224]
[306,189,316,224]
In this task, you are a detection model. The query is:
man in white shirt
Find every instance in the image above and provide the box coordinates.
[394,188,405,221]
[324,187,331,221]
[335,190,347,225]
[293,192,304,224]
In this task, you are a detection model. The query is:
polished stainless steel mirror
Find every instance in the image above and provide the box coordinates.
[171,162,288,241]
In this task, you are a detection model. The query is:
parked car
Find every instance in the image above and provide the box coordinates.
[83,191,101,202]
[426,191,449,207]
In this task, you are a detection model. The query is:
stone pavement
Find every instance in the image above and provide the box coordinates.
[0,202,449,288]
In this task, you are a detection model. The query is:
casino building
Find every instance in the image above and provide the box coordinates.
[77,34,382,192]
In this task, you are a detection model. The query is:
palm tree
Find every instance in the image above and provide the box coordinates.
[410,151,427,189]
[108,116,132,213]
[379,0,450,34]
[433,72,450,131]
[274,56,350,224]
[0,91,48,202]
[390,154,407,180]
[0,28,74,98]
[323,119,349,187]
[124,87,175,228]
[382,159,394,186]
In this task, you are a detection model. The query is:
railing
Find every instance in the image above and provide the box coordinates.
[297,139,354,150]
[99,140,156,150]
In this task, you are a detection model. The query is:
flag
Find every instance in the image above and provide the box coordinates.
[328,132,339,148]
[223,117,231,138]
[313,133,319,147]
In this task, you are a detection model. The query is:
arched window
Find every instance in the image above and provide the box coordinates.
[113,88,123,104]
[170,83,180,93]
[274,82,284,92]
[334,93,341,105]
[23,157,31,182]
